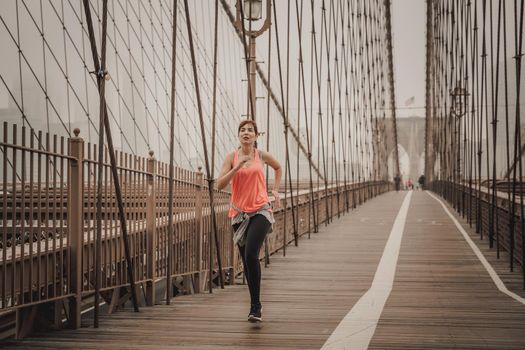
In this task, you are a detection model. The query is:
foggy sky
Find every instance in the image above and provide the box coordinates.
[392,0,426,119]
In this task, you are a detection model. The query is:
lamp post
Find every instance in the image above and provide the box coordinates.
[450,84,468,212]
[234,0,271,121]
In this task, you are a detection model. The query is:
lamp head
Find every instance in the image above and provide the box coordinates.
[244,0,263,20]
[450,85,468,119]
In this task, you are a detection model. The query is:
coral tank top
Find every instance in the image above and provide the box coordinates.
[228,149,270,218]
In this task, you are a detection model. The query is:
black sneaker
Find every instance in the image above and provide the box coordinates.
[248,303,262,322]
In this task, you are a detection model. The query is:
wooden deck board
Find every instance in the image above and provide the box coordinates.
[369,191,525,350]
[3,191,525,349]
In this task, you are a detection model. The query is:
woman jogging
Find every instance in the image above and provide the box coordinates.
[216,119,282,322]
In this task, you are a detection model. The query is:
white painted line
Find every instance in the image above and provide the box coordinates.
[320,192,412,350]
[61,301,106,323]
[427,191,525,305]
[81,301,107,315]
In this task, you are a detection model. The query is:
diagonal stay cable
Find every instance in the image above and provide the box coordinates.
[81,0,139,326]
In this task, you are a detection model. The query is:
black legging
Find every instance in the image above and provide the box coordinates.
[234,214,271,306]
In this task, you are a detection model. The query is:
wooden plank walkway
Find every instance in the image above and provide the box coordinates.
[3,191,525,349]
[369,191,525,350]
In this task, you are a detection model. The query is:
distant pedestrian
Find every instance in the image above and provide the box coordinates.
[418,174,426,190]
[394,175,401,191]
[217,119,282,323]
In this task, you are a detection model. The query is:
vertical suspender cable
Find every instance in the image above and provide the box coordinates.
[328,0,340,218]
[466,0,475,226]
[208,0,220,292]
[509,0,524,280]
[278,0,290,253]
[483,0,491,223]
[467,0,474,224]
[425,0,431,186]
[473,0,481,233]
[502,0,512,263]
[509,0,519,271]
[309,0,320,232]
[275,0,288,254]
[515,0,525,288]
[348,0,358,208]
[320,0,330,224]
[446,0,453,203]
[182,0,225,289]
[333,0,343,217]
[426,0,433,184]
[462,0,470,220]
[211,0,219,195]
[295,0,302,234]
[288,0,297,244]
[296,0,318,234]
[167,0,178,304]
[93,0,108,328]
[457,0,463,222]
[343,0,353,207]
[316,0,324,224]
[489,0,503,250]
[323,0,334,221]
[264,12,272,267]
[339,3,350,213]
[363,1,373,196]
[518,0,525,288]
[82,0,139,327]
[273,0,297,253]
[283,0,299,246]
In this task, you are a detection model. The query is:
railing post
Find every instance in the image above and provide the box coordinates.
[229,191,237,285]
[67,128,83,329]
[146,151,156,306]
[194,169,204,293]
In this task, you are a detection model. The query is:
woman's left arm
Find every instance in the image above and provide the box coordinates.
[261,151,282,209]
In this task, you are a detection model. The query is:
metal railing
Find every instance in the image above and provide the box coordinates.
[0,121,392,339]
[425,0,525,289]
[430,180,524,274]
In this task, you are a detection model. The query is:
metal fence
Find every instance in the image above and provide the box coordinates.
[0,121,391,338]
[430,180,524,270]
[425,0,525,289]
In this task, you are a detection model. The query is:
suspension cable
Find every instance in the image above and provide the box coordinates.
[182,0,224,289]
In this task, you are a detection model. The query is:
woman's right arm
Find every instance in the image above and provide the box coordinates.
[216,153,237,190]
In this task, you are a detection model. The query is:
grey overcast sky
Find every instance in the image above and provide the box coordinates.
[392,0,426,119]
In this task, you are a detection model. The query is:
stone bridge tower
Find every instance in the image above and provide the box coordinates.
[396,116,426,181]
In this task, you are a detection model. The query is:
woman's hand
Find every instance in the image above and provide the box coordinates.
[271,190,281,209]
[234,155,251,170]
